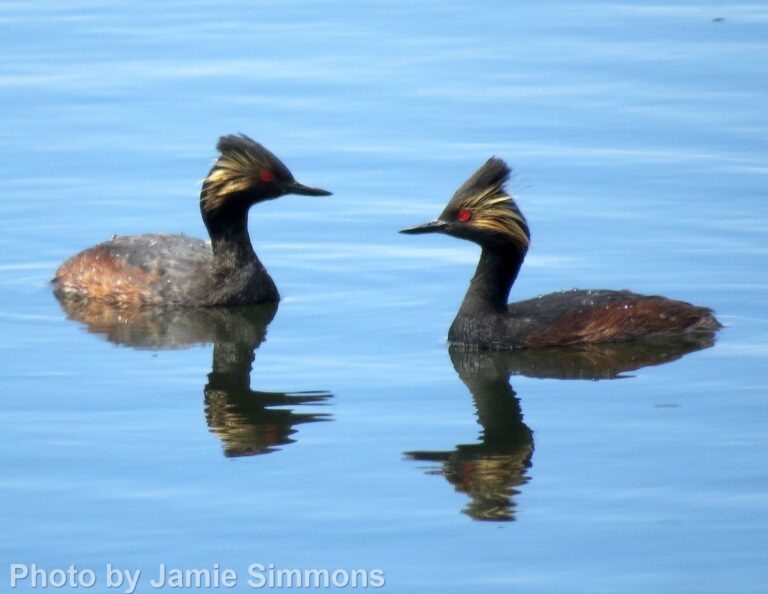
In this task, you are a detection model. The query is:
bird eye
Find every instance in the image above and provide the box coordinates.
[260,170,274,182]
[457,208,472,222]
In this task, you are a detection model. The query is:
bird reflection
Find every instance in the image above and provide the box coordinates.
[406,348,533,521]
[406,333,716,521]
[499,333,717,380]
[55,298,332,457]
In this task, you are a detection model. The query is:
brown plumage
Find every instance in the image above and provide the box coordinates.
[54,245,163,306]
[401,158,722,350]
[524,292,718,348]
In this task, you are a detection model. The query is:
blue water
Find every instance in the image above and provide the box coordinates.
[2,1,767,592]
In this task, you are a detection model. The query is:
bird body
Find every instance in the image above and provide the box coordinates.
[53,233,277,306]
[401,158,721,350]
[450,288,719,350]
[53,135,330,307]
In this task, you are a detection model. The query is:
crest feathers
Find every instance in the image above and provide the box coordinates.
[201,134,289,212]
[453,157,511,200]
[443,158,530,250]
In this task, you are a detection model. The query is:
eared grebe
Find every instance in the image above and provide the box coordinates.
[53,135,331,307]
[401,158,721,350]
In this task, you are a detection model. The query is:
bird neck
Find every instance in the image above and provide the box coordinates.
[459,246,525,314]
[201,204,259,269]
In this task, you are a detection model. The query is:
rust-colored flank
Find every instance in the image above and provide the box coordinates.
[525,295,717,348]
[54,246,162,306]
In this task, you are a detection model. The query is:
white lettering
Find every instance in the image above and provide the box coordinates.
[106,564,122,588]
[304,568,329,588]
[350,568,368,587]
[149,563,166,588]
[247,563,266,588]
[8,562,383,591]
[370,569,386,588]
[48,569,67,588]
[9,564,29,588]
[30,565,47,588]
[220,568,238,588]
[80,568,97,588]
[9,564,102,590]
[186,568,210,588]
[123,568,141,594]
[331,569,350,588]
[166,568,184,588]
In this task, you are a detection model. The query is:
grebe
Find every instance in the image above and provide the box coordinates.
[401,158,721,350]
[53,135,331,306]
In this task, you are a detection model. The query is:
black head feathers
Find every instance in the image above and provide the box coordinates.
[440,158,529,249]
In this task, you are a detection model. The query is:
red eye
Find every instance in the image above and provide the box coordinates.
[457,208,472,222]
[260,170,274,182]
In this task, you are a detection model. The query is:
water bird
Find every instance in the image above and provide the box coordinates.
[53,135,331,306]
[401,158,721,349]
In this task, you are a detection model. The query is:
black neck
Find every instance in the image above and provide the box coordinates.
[201,203,258,269]
[458,246,525,314]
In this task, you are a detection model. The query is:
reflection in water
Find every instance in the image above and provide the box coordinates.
[501,333,717,380]
[56,299,332,457]
[204,339,330,457]
[407,334,716,521]
[406,348,534,522]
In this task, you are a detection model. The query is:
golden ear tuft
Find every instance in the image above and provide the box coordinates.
[461,187,530,249]
[447,158,529,249]
[200,134,290,212]
[202,150,266,212]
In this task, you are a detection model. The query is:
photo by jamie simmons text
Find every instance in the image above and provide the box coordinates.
[9,563,387,591]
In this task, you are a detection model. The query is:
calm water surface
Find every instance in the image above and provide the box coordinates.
[2,1,767,592]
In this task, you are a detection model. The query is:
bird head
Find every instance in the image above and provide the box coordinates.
[201,134,331,214]
[400,158,529,253]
